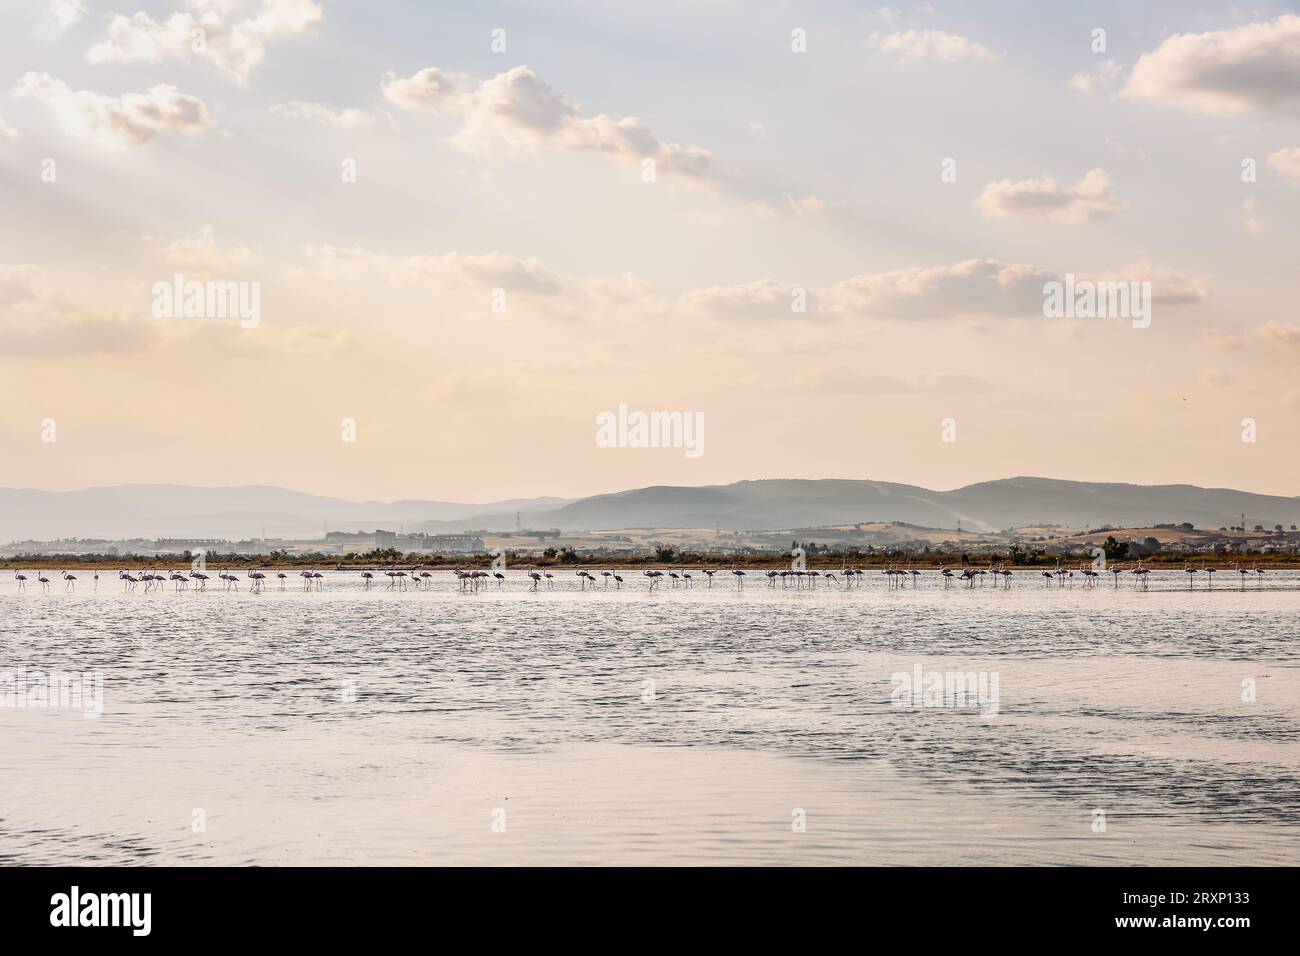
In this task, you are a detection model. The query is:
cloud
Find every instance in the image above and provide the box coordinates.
[86,0,322,84]
[974,168,1125,224]
[0,310,154,357]
[270,101,375,128]
[297,245,565,294]
[1122,14,1300,116]
[1206,320,1300,351]
[869,29,998,63]
[0,265,157,357]
[1069,59,1122,93]
[820,368,994,394]
[679,279,799,321]
[142,225,254,270]
[684,258,1209,323]
[49,0,86,32]
[1241,195,1266,234]
[0,265,44,307]
[1268,147,1300,182]
[380,64,715,184]
[1083,262,1211,306]
[784,194,826,218]
[0,116,19,141]
[12,72,215,145]
[818,258,1052,320]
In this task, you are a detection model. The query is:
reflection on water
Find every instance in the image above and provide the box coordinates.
[2,570,1298,864]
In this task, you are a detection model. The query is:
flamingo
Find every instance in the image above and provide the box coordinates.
[682,571,693,588]
[1203,563,1215,590]
[38,571,51,592]
[1041,567,1054,588]
[732,567,745,589]
[643,570,658,590]
[940,566,954,589]
[528,571,541,591]
[601,570,612,588]
[121,570,139,591]
[1183,562,1198,590]
[249,570,267,592]
[612,572,625,589]
[1110,566,1122,588]
[277,571,288,589]
[1236,563,1249,590]
[14,570,27,592]
[189,570,208,590]
[544,571,555,589]
[1255,565,1265,588]
[60,570,76,592]
[703,569,716,587]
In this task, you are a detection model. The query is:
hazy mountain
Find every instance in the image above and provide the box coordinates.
[0,485,572,540]
[1,477,1295,541]
[535,477,1300,533]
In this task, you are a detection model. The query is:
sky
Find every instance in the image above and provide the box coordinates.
[2,0,1299,502]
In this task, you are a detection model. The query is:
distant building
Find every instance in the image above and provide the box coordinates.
[375,530,484,553]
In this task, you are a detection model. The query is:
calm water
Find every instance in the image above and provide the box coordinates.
[2,568,1298,865]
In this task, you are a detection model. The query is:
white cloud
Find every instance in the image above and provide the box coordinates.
[12,72,215,145]
[86,0,322,84]
[818,258,1052,320]
[1122,14,1300,116]
[271,101,375,128]
[0,116,20,141]
[869,29,998,64]
[1083,262,1211,306]
[679,279,799,321]
[1069,59,1122,94]
[683,258,1209,323]
[49,0,86,32]
[784,194,826,218]
[1241,195,1266,234]
[974,168,1125,224]
[820,368,994,394]
[1267,147,1300,182]
[381,64,714,184]
[297,245,564,295]
[0,264,44,307]
[143,225,254,270]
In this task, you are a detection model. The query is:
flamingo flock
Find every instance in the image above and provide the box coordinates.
[8,562,1278,596]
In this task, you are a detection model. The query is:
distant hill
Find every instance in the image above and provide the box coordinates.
[535,477,1300,533]
[0,484,572,540]
[0,477,1295,541]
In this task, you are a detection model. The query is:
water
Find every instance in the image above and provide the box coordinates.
[2,568,1298,865]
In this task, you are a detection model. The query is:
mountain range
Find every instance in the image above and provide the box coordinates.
[1,478,1296,541]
